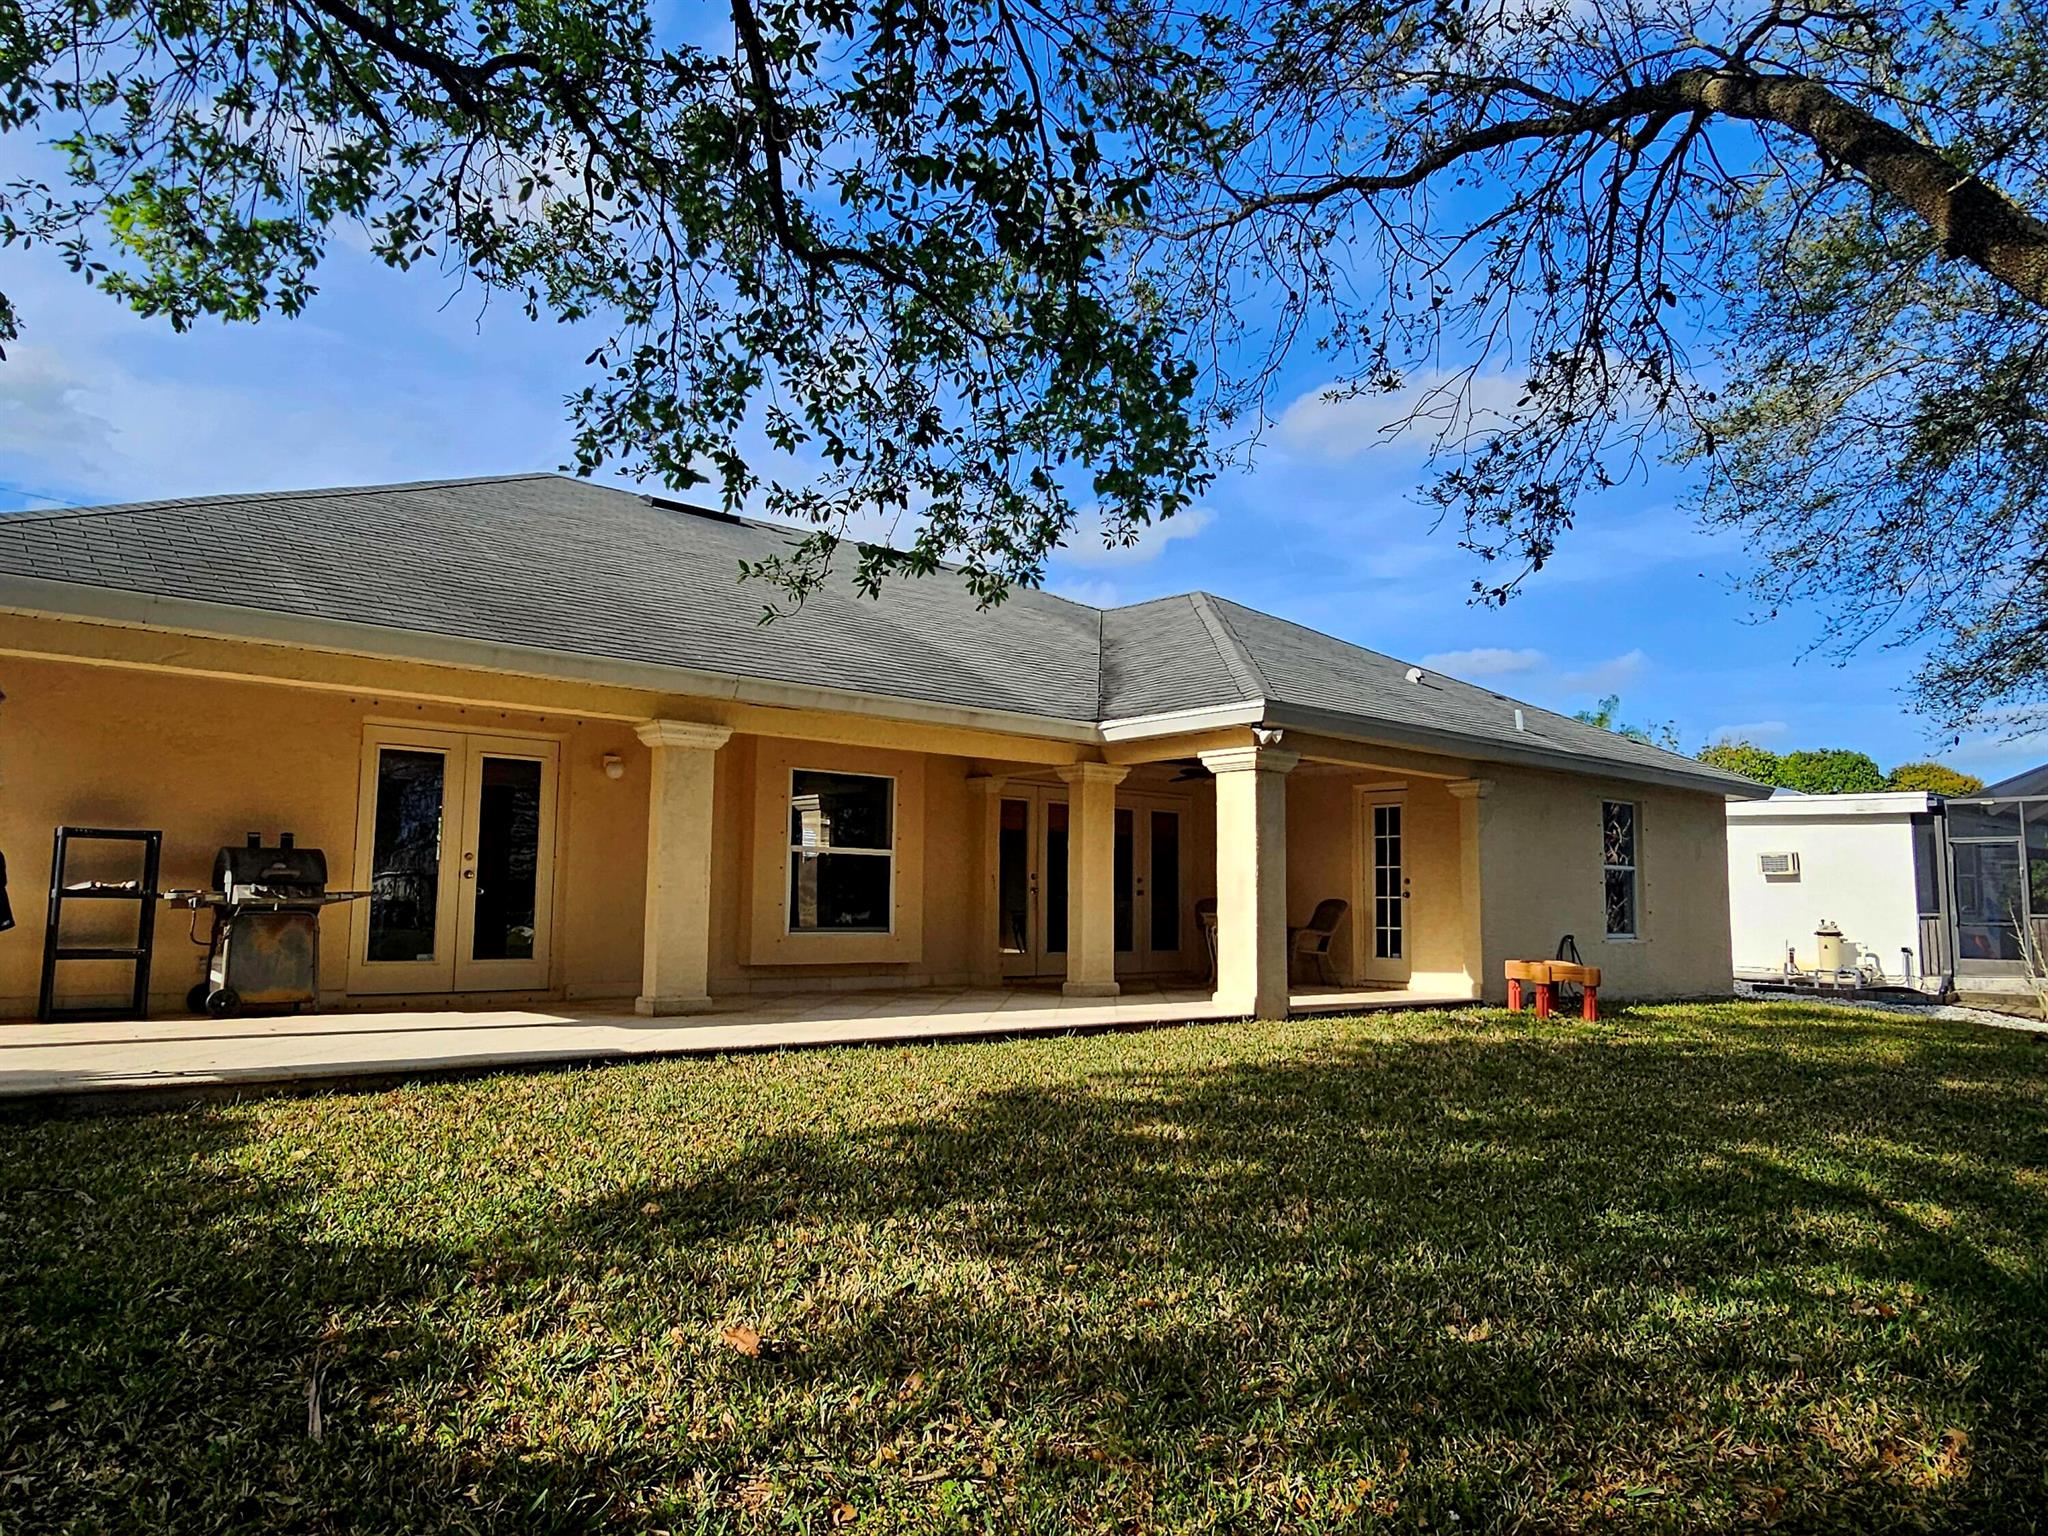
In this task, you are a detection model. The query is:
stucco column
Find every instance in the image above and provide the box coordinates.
[634,719,734,1016]
[1448,778,1492,1001]
[967,775,1008,987]
[1202,743,1300,1019]
[1056,762,1130,997]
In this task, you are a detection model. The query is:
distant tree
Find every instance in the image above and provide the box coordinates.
[1885,761,1985,795]
[1574,695,1681,752]
[1775,749,1887,796]
[1699,740,1783,786]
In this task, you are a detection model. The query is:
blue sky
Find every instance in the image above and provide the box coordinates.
[0,229,2036,782]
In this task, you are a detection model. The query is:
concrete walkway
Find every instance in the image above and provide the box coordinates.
[0,982,1473,1101]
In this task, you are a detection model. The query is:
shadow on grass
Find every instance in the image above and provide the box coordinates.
[3,1003,2045,1531]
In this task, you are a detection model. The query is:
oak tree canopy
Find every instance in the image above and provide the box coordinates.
[4,0,2044,732]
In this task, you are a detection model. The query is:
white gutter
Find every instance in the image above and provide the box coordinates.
[1098,700,1269,739]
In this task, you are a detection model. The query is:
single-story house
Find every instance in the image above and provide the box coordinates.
[0,474,1761,1022]
[1724,765,2048,996]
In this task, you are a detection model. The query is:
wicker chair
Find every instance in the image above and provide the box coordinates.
[1289,899,1349,986]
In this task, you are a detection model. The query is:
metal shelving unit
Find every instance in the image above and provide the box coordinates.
[37,827,164,1023]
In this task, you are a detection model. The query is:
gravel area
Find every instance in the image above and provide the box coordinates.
[1734,979,2048,1034]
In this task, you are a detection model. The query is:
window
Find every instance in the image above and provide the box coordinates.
[1372,802,1404,960]
[788,770,894,933]
[1602,800,1638,939]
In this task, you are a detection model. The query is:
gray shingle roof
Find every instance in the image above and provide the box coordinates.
[0,474,1103,721]
[0,473,1758,792]
[1979,761,2048,798]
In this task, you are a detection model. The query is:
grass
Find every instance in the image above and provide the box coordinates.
[2,1002,2046,1533]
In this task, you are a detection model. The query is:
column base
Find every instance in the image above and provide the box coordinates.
[635,993,715,1017]
[1061,980,1121,999]
[1215,989,1290,1021]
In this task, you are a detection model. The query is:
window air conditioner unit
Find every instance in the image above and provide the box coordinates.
[1758,851,1800,878]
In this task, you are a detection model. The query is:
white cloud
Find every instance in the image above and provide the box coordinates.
[1708,720,1790,744]
[1559,649,1649,695]
[0,348,119,474]
[1273,370,1528,464]
[1050,576,1123,609]
[1420,646,1549,679]
[1059,506,1214,568]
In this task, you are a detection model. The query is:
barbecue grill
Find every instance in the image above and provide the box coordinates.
[176,834,369,1017]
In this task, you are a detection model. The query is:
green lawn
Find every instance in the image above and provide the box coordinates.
[3,1003,2046,1533]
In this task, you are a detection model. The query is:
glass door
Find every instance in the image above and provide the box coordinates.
[1362,795,1411,984]
[351,735,462,994]
[453,742,557,992]
[997,788,1069,979]
[349,729,559,995]
[1114,796,1188,976]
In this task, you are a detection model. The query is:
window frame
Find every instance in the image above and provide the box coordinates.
[786,767,898,936]
[1371,800,1405,961]
[1602,799,1641,941]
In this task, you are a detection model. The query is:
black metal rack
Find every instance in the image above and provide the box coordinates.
[37,827,164,1023]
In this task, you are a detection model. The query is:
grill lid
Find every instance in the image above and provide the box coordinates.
[214,833,328,899]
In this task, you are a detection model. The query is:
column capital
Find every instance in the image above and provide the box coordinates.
[635,719,733,752]
[1055,762,1130,787]
[966,773,1010,796]
[1200,745,1300,777]
[1447,777,1494,801]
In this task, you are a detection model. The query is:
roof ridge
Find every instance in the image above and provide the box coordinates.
[1092,605,1108,718]
[1188,591,1271,701]
[0,471,565,526]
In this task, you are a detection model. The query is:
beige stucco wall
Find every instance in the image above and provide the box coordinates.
[1283,773,1473,993]
[0,654,648,1017]
[0,651,1004,1014]
[1472,766,1733,1001]
[0,629,1735,1017]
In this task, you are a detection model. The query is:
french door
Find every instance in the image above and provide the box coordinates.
[348,727,560,995]
[997,787,1187,978]
[1116,800,1188,975]
[1360,794,1411,984]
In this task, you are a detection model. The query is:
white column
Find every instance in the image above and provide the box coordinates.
[634,719,734,1016]
[1448,778,1492,1001]
[1056,762,1129,997]
[967,775,1008,987]
[1202,744,1300,1019]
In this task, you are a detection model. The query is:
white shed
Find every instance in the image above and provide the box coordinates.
[1725,792,1948,991]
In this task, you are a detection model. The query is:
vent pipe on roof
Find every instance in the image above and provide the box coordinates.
[1405,666,1425,684]
[1514,708,1526,732]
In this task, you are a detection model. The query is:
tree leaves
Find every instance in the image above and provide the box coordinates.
[1,0,1212,613]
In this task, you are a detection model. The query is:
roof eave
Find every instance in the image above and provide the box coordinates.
[0,575,1104,745]
[1257,700,1772,799]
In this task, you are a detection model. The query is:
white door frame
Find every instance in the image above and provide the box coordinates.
[1116,792,1192,976]
[348,726,562,996]
[1354,786,1413,985]
[994,785,1192,979]
[998,785,1067,979]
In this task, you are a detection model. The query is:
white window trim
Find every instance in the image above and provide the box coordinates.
[1603,799,1641,941]
[787,767,898,936]
[1371,799,1406,962]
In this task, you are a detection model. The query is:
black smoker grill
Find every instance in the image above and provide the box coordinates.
[178,834,369,1017]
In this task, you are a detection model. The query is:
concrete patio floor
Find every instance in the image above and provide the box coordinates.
[0,981,1474,1101]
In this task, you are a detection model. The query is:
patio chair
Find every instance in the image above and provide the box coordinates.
[1289,899,1348,986]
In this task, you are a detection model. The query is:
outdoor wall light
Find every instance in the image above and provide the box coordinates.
[602,752,626,780]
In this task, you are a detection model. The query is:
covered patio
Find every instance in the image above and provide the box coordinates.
[0,981,1476,1101]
